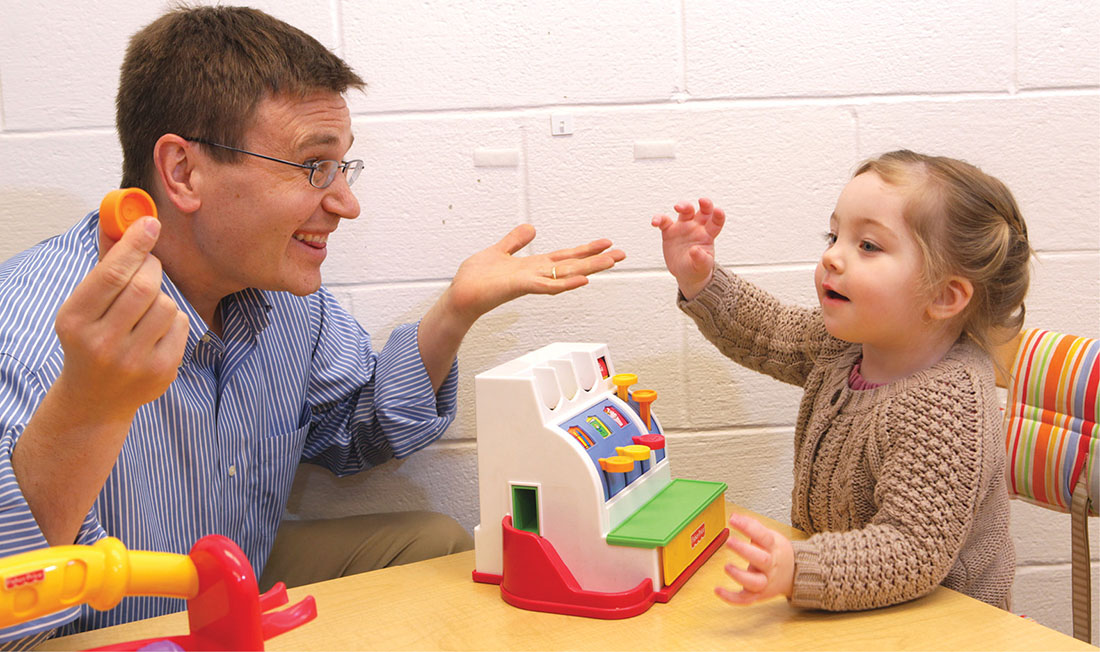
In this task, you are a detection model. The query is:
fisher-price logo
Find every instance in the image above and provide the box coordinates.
[690,523,706,548]
[4,569,45,590]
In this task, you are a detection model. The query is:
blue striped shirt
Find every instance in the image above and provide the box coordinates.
[0,212,458,645]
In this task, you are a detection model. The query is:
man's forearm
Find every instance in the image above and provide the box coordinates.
[415,287,476,394]
[11,377,133,546]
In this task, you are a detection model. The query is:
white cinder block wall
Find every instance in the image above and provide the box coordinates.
[2,0,1097,640]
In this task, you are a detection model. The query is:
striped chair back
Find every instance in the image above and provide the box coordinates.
[1003,329,1098,514]
[999,328,1097,642]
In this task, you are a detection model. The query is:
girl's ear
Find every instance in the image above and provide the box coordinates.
[928,276,974,321]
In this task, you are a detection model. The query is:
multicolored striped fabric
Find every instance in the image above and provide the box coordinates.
[1004,329,1098,515]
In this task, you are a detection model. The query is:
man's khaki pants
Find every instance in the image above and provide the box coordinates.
[258,511,473,591]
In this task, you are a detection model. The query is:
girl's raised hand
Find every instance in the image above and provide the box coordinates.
[715,513,795,606]
[651,197,725,300]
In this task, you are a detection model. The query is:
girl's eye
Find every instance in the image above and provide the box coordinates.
[859,240,881,253]
[823,232,837,247]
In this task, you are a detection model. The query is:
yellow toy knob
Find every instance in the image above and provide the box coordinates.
[616,444,651,461]
[598,456,635,473]
[611,373,637,401]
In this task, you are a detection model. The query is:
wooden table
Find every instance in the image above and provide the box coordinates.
[39,504,1093,651]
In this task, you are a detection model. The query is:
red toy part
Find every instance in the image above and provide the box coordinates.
[632,433,666,462]
[474,516,728,619]
[87,535,316,651]
[631,433,665,450]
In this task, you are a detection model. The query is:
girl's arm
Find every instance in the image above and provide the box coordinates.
[679,266,837,387]
[653,198,839,387]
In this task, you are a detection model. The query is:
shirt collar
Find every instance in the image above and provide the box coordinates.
[223,288,273,335]
[159,269,214,362]
[169,284,275,360]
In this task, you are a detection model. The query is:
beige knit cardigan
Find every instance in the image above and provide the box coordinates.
[679,266,1014,611]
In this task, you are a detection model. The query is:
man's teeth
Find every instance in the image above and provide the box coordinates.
[293,233,327,244]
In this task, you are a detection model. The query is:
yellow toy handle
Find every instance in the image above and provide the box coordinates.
[0,537,198,628]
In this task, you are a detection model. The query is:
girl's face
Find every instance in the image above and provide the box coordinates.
[814,171,931,348]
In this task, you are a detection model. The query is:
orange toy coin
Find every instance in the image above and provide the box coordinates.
[100,188,158,241]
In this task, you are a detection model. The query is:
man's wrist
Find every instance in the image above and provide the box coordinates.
[50,371,140,430]
[437,285,480,333]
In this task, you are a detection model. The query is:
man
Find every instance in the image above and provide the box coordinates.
[0,6,624,644]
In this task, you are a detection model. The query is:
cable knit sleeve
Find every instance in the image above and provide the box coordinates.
[790,368,990,610]
[678,266,840,387]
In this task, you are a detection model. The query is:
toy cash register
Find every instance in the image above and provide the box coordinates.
[472,343,728,619]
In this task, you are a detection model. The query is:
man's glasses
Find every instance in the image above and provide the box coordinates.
[184,137,363,189]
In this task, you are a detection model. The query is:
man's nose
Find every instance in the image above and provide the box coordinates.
[322,173,360,220]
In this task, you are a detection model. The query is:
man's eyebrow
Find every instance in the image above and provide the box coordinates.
[296,132,355,153]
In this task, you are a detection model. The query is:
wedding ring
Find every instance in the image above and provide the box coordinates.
[551,266,557,280]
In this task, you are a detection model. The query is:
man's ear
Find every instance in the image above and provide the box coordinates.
[152,134,202,214]
[928,276,974,321]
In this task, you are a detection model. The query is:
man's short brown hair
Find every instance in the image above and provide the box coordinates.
[117,5,365,191]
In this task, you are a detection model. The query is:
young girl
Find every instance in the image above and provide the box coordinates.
[652,150,1031,611]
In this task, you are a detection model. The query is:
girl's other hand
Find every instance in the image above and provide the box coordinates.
[715,513,795,606]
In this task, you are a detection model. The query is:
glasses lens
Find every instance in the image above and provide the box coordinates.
[311,160,339,189]
[345,160,364,187]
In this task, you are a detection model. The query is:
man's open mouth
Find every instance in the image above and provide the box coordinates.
[293,232,328,249]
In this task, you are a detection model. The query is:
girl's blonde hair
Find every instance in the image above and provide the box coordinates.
[855,150,1032,354]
